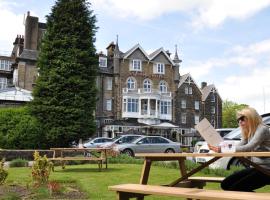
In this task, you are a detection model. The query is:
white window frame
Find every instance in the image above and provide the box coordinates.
[131,59,142,71]
[0,60,11,71]
[154,63,165,74]
[143,79,151,93]
[194,115,200,125]
[99,57,107,68]
[181,99,186,109]
[0,77,7,89]
[195,101,199,110]
[211,106,215,114]
[211,93,216,102]
[106,99,112,111]
[160,101,171,115]
[184,87,188,94]
[181,113,186,124]
[127,77,136,90]
[106,77,112,90]
[159,81,168,93]
[189,87,192,94]
[127,98,139,112]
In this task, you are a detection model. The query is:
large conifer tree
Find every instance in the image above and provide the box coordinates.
[30,0,98,147]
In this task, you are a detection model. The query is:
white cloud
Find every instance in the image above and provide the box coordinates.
[92,0,270,29]
[182,39,270,114]
[0,1,24,53]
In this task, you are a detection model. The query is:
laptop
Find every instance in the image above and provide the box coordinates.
[195,118,224,146]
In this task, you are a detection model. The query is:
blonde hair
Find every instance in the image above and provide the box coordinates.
[237,107,262,139]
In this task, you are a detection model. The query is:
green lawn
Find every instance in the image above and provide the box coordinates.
[4,163,270,200]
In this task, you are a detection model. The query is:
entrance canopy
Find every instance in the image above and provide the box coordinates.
[150,122,179,129]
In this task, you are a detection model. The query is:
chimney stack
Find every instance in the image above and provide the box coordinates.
[201,82,207,89]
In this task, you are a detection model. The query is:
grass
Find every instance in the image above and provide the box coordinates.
[3,162,270,200]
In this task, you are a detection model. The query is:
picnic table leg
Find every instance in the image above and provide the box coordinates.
[140,159,152,185]
[105,149,108,169]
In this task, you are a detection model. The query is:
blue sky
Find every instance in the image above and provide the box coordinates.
[1,0,270,114]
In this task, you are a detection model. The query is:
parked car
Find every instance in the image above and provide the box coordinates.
[113,136,181,157]
[196,113,270,169]
[83,137,113,148]
[99,134,143,148]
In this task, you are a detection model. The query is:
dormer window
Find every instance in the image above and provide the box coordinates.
[99,57,107,68]
[154,63,165,74]
[131,59,142,71]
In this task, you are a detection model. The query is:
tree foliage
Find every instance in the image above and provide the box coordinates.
[0,107,45,149]
[29,0,98,147]
[222,100,248,128]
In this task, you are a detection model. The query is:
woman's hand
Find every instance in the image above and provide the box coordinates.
[208,144,221,153]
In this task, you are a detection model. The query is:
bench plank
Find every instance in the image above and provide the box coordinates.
[49,157,105,161]
[188,176,224,183]
[109,184,270,200]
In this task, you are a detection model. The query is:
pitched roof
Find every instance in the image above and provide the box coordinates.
[178,73,202,93]
[19,49,38,61]
[149,47,175,65]
[123,44,149,59]
[201,84,219,101]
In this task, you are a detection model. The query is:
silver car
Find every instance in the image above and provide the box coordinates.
[83,137,113,148]
[114,136,181,157]
[99,134,143,148]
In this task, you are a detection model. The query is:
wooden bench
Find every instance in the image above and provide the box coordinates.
[49,157,105,171]
[109,184,270,200]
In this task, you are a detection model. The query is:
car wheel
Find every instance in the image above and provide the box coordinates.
[165,148,175,153]
[122,149,134,157]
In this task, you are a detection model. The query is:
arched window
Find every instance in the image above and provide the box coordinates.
[143,79,152,92]
[159,81,168,93]
[127,77,136,90]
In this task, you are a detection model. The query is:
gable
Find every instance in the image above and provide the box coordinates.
[126,48,149,61]
[151,52,172,65]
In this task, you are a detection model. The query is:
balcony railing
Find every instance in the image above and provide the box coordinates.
[122,88,171,97]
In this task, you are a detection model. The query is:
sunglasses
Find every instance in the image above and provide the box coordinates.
[237,116,246,123]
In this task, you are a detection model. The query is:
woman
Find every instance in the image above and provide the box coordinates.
[209,107,270,192]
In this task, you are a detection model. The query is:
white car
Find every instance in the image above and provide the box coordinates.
[196,113,270,169]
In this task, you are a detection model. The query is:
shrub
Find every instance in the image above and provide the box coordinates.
[0,107,45,149]
[9,158,29,168]
[31,151,53,187]
[0,158,8,185]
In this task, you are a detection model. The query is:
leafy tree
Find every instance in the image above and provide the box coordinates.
[222,100,248,128]
[29,0,98,147]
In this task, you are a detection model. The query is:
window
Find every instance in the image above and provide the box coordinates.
[131,59,142,71]
[106,77,112,90]
[127,77,136,90]
[181,113,186,124]
[211,106,215,114]
[181,99,186,109]
[195,101,200,110]
[106,99,112,111]
[0,77,7,89]
[143,79,151,92]
[99,57,107,68]
[127,98,139,112]
[185,87,188,94]
[211,115,215,126]
[0,60,11,71]
[159,81,168,93]
[160,101,171,115]
[189,87,192,94]
[154,63,165,74]
[211,93,215,102]
[194,115,200,125]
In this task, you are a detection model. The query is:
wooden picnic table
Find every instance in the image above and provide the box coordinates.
[135,152,270,186]
[50,147,111,171]
[109,152,270,200]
